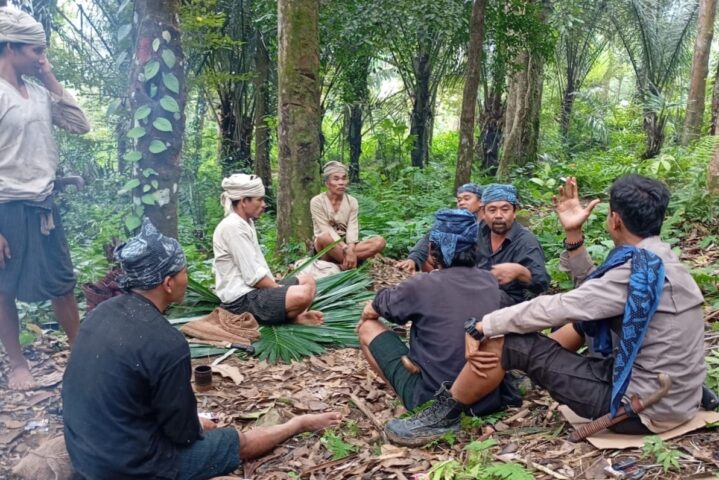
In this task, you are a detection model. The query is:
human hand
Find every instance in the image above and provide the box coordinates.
[342,249,357,270]
[35,56,54,79]
[0,234,11,269]
[464,332,481,360]
[552,176,600,233]
[199,416,218,432]
[466,350,500,378]
[396,259,416,272]
[491,263,522,285]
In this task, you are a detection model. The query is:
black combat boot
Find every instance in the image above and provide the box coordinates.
[384,383,466,447]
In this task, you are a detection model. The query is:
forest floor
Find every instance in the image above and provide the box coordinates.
[1,244,719,479]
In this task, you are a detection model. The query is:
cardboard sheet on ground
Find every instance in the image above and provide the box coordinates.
[559,405,719,449]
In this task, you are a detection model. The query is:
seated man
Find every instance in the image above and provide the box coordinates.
[477,184,550,305]
[213,174,323,325]
[358,209,520,440]
[62,219,342,479]
[311,161,385,270]
[385,175,706,445]
[397,183,484,273]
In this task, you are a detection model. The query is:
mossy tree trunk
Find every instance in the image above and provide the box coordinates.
[127,0,186,237]
[455,0,486,189]
[277,0,320,249]
[409,39,432,168]
[497,48,544,178]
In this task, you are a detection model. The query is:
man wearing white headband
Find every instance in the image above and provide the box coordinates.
[0,8,91,390]
[311,161,385,270]
[213,174,324,325]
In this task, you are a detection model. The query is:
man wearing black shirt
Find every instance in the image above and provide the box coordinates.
[63,220,341,480]
[358,210,520,439]
[477,184,549,304]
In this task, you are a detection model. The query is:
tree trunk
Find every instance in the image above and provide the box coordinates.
[559,78,575,141]
[682,0,717,145]
[218,96,254,175]
[455,0,486,190]
[711,56,719,134]
[478,82,504,172]
[642,110,665,159]
[497,49,544,178]
[347,103,362,183]
[277,0,320,249]
[254,30,272,191]
[410,41,432,168]
[127,0,186,237]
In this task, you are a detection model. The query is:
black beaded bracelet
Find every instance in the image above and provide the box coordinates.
[564,236,585,251]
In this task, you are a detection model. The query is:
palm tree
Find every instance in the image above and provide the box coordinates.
[612,0,698,158]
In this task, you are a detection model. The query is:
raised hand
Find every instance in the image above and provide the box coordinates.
[552,176,600,233]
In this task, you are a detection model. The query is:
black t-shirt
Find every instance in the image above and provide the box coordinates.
[63,293,201,480]
[372,266,520,410]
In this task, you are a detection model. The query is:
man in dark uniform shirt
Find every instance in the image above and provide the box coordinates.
[63,219,341,480]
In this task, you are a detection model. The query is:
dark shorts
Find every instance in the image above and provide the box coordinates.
[176,427,241,480]
[222,277,299,325]
[369,330,422,410]
[0,200,75,302]
[502,332,650,434]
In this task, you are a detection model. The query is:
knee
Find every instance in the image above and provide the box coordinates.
[357,320,386,347]
[298,285,314,307]
[315,232,333,248]
[374,236,386,252]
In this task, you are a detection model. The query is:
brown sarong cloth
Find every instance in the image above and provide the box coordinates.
[180,307,261,345]
[12,435,74,480]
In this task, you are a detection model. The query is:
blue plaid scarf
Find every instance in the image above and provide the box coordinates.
[582,245,665,417]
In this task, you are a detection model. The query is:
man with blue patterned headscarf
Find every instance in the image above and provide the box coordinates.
[476,183,550,305]
[397,183,484,273]
[63,219,342,479]
[357,208,521,418]
[385,175,706,447]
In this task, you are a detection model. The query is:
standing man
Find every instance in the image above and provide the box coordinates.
[357,209,520,437]
[384,176,706,445]
[477,184,550,305]
[397,183,484,272]
[213,174,324,325]
[63,219,342,479]
[0,8,91,390]
[311,161,385,270]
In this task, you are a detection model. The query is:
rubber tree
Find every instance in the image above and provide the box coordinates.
[126,0,186,237]
[682,0,716,145]
[454,0,487,189]
[276,0,321,249]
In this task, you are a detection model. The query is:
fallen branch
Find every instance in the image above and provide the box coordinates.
[350,392,388,443]
[300,454,358,478]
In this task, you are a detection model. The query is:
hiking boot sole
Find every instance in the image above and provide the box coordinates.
[384,423,460,448]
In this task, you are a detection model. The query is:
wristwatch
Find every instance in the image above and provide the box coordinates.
[464,317,484,341]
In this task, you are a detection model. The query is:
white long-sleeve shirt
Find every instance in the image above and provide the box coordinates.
[212,213,271,303]
[0,78,91,203]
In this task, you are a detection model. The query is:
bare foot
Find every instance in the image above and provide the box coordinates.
[295,412,343,433]
[7,363,37,391]
[293,310,324,325]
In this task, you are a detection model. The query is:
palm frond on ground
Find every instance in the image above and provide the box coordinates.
[174,268,373,363]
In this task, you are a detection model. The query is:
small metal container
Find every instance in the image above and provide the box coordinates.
[194,365,213,392]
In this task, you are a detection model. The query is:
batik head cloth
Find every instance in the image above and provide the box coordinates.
[0,8,46,46]
[456,183,483,199]
[114,218,187,290]
[481,184,518,206]
[220,173,265,217]
[322,161,347,179]
[429,208,478,266]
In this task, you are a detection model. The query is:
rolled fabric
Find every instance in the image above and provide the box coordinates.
[219,173,265,217]
[456,183,483,198]
[429,208,479,266]
[0,8,46,46]
[322,161,347,179]
[114,218,186,290]
[481,183,518,206]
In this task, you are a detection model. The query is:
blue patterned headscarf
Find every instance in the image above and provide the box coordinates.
[482,184,518,206]
[114,218,187,290]
[429,209,479,266]
[457,183,483,199]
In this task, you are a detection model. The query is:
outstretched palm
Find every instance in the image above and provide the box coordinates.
[553,177,600,232]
